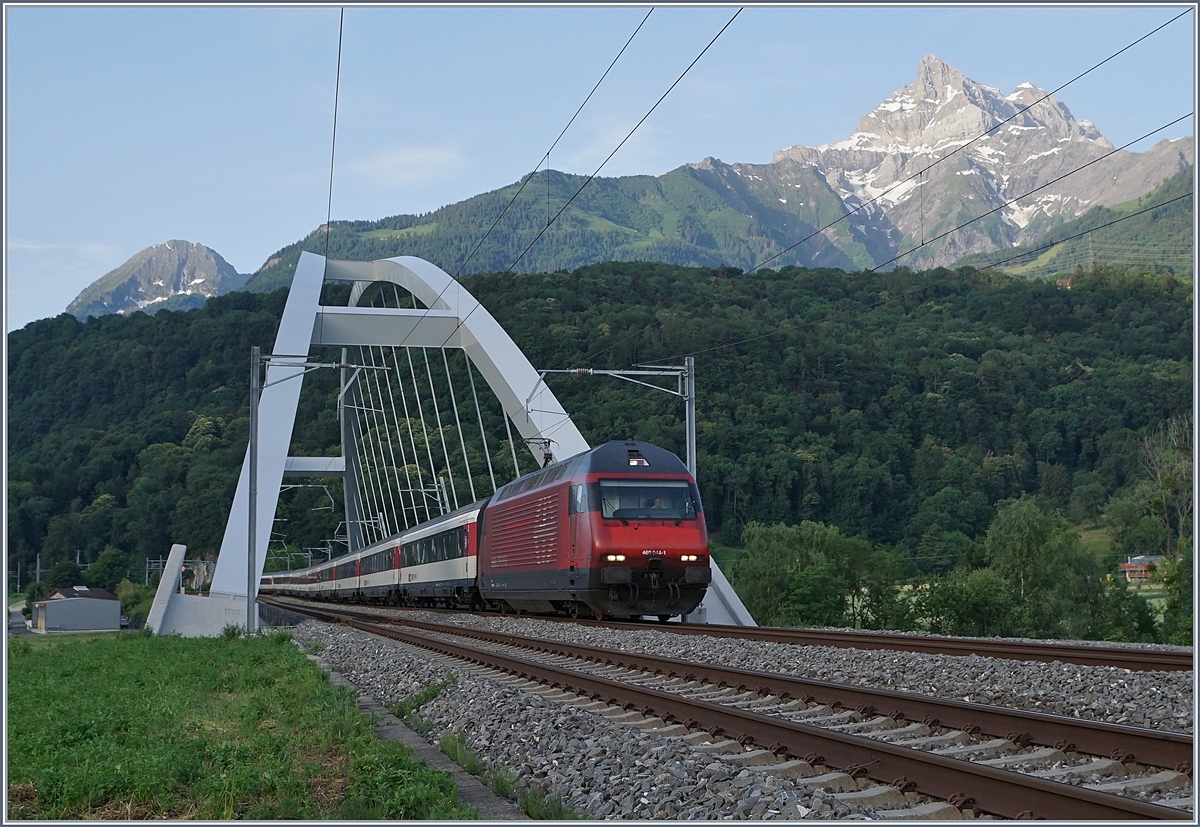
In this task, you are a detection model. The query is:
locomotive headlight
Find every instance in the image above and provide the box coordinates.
[681,554,698,562]
[605,554,626,562]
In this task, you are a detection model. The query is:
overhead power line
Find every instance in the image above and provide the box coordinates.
[440,7,744,351]
[384,8,655,355]
[976,191,1193,272]
[452,8,655,280]
[324,8,345,264]
[871,113,1193,272]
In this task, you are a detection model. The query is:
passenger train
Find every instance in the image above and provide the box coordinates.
[259,441,712,620]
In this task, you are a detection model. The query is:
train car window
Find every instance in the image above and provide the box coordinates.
[598,480,697,521]
[400,527,470,566]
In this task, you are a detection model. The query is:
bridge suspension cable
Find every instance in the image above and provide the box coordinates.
[332,277,546,536]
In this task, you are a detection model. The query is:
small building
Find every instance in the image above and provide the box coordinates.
[1118,555,1165,584]
[31,586,122,632]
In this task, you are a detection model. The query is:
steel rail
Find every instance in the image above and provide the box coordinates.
[267,596,1193,671]
[580,619,1195,673]
[270,600,1189,820]
[358,610,1194,772]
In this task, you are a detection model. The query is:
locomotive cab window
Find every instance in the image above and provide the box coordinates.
[569,484,590,515]
[598,480,697,521]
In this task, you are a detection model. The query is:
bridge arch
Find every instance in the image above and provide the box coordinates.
[150,252,751,634]
[208,252,587,599]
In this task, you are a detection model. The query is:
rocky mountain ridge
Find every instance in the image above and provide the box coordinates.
[243,54,1189,291]
[69,55,1191,312]
[720,53,1192,268]
[66,240,248,320]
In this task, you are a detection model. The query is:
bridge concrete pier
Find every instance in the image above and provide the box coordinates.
[146,544,259,637]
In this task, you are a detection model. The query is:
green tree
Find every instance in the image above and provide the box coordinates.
[45,560,83,589]
[732,520,901,629]
[1137,414,1193,562]
[21,581,48,619]
[85,546,135,591]
[917,568,1017,637]
[1095,574,1159,643]
[779,561,848,627]
[114,578,156,628]
[1158,546,1194,646]
[983,497,1107,639]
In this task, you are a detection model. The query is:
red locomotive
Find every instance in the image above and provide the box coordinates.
[259,440,712,620]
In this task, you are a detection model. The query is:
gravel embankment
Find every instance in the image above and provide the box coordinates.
[290,615,1192,820]
[292,621,872,819]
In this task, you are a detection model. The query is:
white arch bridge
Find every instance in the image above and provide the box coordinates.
[147,253,753,636]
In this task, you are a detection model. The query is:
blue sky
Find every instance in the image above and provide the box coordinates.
[4,4,1195,330]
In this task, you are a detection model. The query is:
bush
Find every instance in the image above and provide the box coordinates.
[917,568,1017,637]
[114,579,155,629]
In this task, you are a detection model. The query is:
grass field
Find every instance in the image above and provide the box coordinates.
[1075,525,1117,561]
[6,631,476,820]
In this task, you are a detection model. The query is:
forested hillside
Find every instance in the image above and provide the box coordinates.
[956,166,1194,280]
[242,165,868,296]
[7,262,1192,641]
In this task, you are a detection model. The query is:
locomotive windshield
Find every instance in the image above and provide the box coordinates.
[598,480,697,521]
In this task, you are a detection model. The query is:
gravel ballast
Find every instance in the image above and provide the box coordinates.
[290,613,1192,820]
[292,621,871,819]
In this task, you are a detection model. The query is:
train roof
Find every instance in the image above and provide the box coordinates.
[492,441,690,503]
[583,441,690,474]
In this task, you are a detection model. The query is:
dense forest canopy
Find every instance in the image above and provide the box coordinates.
[7,261,1192,640]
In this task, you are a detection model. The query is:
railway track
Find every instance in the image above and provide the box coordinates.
[588,621,1194,674]
[267,598,1194,820]
[516,611,1193,673]
[269,598,1193,672]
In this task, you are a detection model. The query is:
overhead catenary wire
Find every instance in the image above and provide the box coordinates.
[324,8,345,264]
